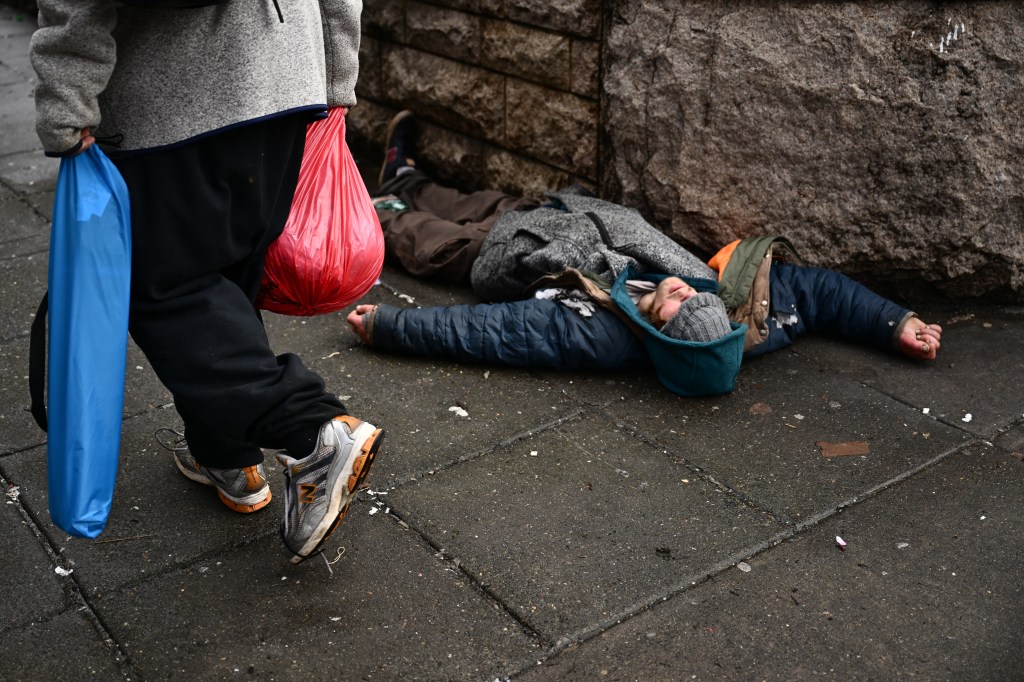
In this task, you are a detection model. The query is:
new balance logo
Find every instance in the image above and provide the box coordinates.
[299,483,318,504]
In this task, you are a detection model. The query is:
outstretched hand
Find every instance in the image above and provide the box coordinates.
[346,304,377,344]
[898,317,942,361]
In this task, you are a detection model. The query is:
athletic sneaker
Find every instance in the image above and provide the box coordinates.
[377,110,416,186]
[276,416,384,564]
[156,428,272,513]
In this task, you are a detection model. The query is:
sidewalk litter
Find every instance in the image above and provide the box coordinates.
[817,441,870,458]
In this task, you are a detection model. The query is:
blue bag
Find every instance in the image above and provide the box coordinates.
[29,145,132,538]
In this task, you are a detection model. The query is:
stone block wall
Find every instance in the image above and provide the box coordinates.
[604,1,1024,303]
[352,0,601,198]
[351,1,1024,302]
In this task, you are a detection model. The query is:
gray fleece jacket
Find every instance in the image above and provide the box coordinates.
[30,0,361,155]
[470,190,718,301]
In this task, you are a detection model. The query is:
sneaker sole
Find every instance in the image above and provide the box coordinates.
[377,110,414,187]
[217,488,272,514]
[288,417,385,564]
[174,456,272,514]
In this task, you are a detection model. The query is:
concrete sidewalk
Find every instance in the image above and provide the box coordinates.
[1,7,1022,680]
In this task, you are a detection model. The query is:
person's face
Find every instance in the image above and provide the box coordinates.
[639,277,697,326]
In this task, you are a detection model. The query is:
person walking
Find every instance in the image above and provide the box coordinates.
[30,0,383,564]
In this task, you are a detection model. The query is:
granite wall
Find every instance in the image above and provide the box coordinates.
[351,1,1024,302]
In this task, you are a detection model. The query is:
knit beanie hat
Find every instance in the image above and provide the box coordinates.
[660,292,732,343]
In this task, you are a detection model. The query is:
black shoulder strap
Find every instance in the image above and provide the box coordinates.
[585,211,614,248]
[29,292,48,432]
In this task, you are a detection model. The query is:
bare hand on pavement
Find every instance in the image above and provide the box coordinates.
[346,304,376,344]
[898,318,942,360]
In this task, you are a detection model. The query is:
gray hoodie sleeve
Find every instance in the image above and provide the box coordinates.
[318,0,361,108]
[30,0,117,155]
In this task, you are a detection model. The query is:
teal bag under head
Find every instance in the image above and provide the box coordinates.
[611,266,745,397]
[29,145,132,538]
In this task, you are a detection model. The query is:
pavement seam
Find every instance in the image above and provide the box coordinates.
[0,405,171,459]
[0,174,52,224]
[497,438,972,678]
[788,344,1018,443]
[7,410,591,601]
[326,408,623,653]
[991,413,1024,455]
[0,233,48,259]
[866,381,1011,443]
[363,499,549,650]
[596,405,789,525]
[374,407,592,491]
[86,525,283,594]
[0,433,46,458]
[0,469,140,680]
[52,493,552,664]
[325,411,606,650]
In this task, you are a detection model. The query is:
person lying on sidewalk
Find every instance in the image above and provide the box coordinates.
[348,112,942,396]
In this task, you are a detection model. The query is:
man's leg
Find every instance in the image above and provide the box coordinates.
[376,169,538,281]
[375,207,491,282]
[116,115,343,466]
[379,167,536,223]
[116,115,383,560]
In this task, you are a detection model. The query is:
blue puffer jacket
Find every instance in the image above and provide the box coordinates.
[710,236,913,356]
[367,262,912,372]
[370,297,650,371]
[749,263,913,357]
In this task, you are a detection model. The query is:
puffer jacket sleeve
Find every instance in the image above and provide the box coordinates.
[771,263,913,351]
[30,0,117,155]
[369,299,650,370]
[318,0,361,108]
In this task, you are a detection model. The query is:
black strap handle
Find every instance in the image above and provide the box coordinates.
[585,211,614,248]
[29,292,48,432]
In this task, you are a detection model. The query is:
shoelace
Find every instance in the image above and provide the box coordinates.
[154,427,188,453]
[279,465,295,535]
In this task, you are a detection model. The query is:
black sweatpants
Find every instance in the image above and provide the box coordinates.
[113,114,345,469]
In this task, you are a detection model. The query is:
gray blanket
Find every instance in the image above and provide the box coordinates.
[470,190,716,301]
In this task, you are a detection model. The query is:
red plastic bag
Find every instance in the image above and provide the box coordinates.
[257,108,384,316]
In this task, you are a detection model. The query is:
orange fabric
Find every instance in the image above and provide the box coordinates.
[707,240,741,281]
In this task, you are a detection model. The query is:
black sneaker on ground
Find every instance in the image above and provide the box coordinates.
[378,110,416,186]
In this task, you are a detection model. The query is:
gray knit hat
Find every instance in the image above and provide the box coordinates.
[660,292,732,343]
